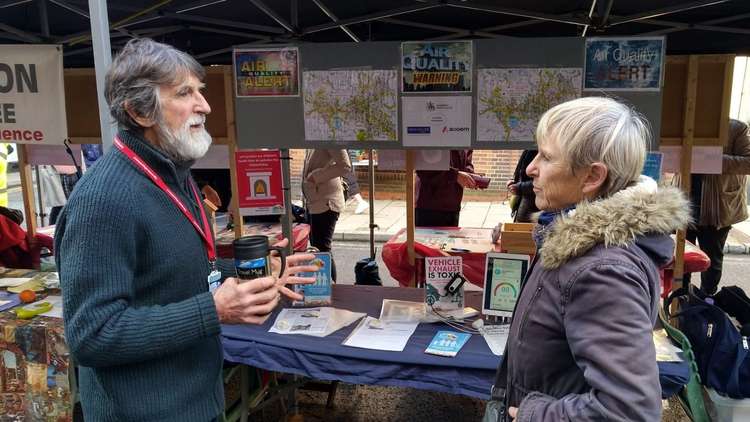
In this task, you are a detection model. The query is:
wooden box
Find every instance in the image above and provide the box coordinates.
[500,222,536,255]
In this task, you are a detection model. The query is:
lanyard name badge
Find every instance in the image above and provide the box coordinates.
[114,136,222,292]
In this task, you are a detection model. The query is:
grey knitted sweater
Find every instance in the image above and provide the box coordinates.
[55,129,223,421]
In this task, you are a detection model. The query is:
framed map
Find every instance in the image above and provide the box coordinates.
[476,68,582,142]
[303,70,398,141]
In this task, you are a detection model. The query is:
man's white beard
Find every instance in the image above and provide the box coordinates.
[156,115,212,162]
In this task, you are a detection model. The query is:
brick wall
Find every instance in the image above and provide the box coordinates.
[288,149,526,202]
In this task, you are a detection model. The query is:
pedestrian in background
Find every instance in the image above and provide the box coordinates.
[682,119,750,294]
[415,149,476,227]
[302,148,352,282]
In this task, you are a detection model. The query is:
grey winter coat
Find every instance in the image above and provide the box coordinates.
[496,179,690,421]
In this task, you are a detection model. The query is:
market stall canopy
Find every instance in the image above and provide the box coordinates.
[1,0,750,67]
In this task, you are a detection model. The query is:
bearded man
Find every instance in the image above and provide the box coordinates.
[55,38,315,421]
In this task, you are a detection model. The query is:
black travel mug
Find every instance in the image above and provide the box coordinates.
[232,235,286,281]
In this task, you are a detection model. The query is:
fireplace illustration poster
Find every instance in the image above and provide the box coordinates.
[235,149,284,216]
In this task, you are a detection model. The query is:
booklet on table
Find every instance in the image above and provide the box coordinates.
[425,330,472,357]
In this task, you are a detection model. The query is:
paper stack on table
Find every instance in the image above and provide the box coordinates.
[269,307,365,337]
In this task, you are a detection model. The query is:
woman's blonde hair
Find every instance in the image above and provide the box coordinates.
[536,96,649,197]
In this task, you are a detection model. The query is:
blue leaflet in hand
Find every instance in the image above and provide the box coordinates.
[425,330,472,357]
[293,252,332,306]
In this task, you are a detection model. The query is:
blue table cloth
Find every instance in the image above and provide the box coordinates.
[221,285,689,400]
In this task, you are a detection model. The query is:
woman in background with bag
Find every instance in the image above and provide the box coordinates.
[486,97,690,422]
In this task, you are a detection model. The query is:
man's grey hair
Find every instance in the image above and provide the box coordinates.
[536,96,650,198]
[104,38,205,132]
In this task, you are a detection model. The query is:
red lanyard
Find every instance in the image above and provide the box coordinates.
[114,136,215,263]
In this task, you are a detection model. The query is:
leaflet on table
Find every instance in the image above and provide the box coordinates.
[425,256,464,312]
[425,330,472,357]
[480,324,510,356]
[379,299,426,323]
[270,307,332,335]
[342,316,419,352]
[269,307,365,337]
[38,295,63,319]
[0,292,20,312]
[0,277,33,287]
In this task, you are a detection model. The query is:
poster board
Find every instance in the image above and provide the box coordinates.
[234,38,663,150]
[63,66,231,145]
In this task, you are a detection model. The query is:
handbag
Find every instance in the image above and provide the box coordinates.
[665,284,750,398]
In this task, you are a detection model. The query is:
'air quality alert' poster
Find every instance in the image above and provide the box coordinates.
[233,47,300,97]
[584,37,664,91]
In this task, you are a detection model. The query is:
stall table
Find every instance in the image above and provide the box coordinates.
[382,227,500,288]
[221,285,689,402]
[0,270,71,421]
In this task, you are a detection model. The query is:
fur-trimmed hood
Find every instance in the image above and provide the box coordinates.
[539,176,691,269]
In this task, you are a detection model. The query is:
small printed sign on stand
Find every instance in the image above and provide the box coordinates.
[235,149,284,216]
[425,256,464,312]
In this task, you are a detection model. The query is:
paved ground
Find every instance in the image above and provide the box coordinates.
[252,383,691,422]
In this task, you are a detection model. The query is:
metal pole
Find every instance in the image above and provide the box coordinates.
[88,0,116,151]
[280,148,293,256]
[34,166,46,227]
[368,149,376,260]
[38,0,50,37]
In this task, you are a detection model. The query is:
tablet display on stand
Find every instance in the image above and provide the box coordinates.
[482,252,530,320]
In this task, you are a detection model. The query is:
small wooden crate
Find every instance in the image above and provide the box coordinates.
[500,223,536,254]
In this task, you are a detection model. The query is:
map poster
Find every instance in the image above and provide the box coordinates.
[233,47,300,97]
[402,96,472,147]
[303,70,398,141]
[402,41,472,93]
[425,256,464,311]
[584,37,664,91]
[235,149,284,216]
[477,68,582,142]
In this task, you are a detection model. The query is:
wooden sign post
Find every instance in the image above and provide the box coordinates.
[660,54,735,293]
